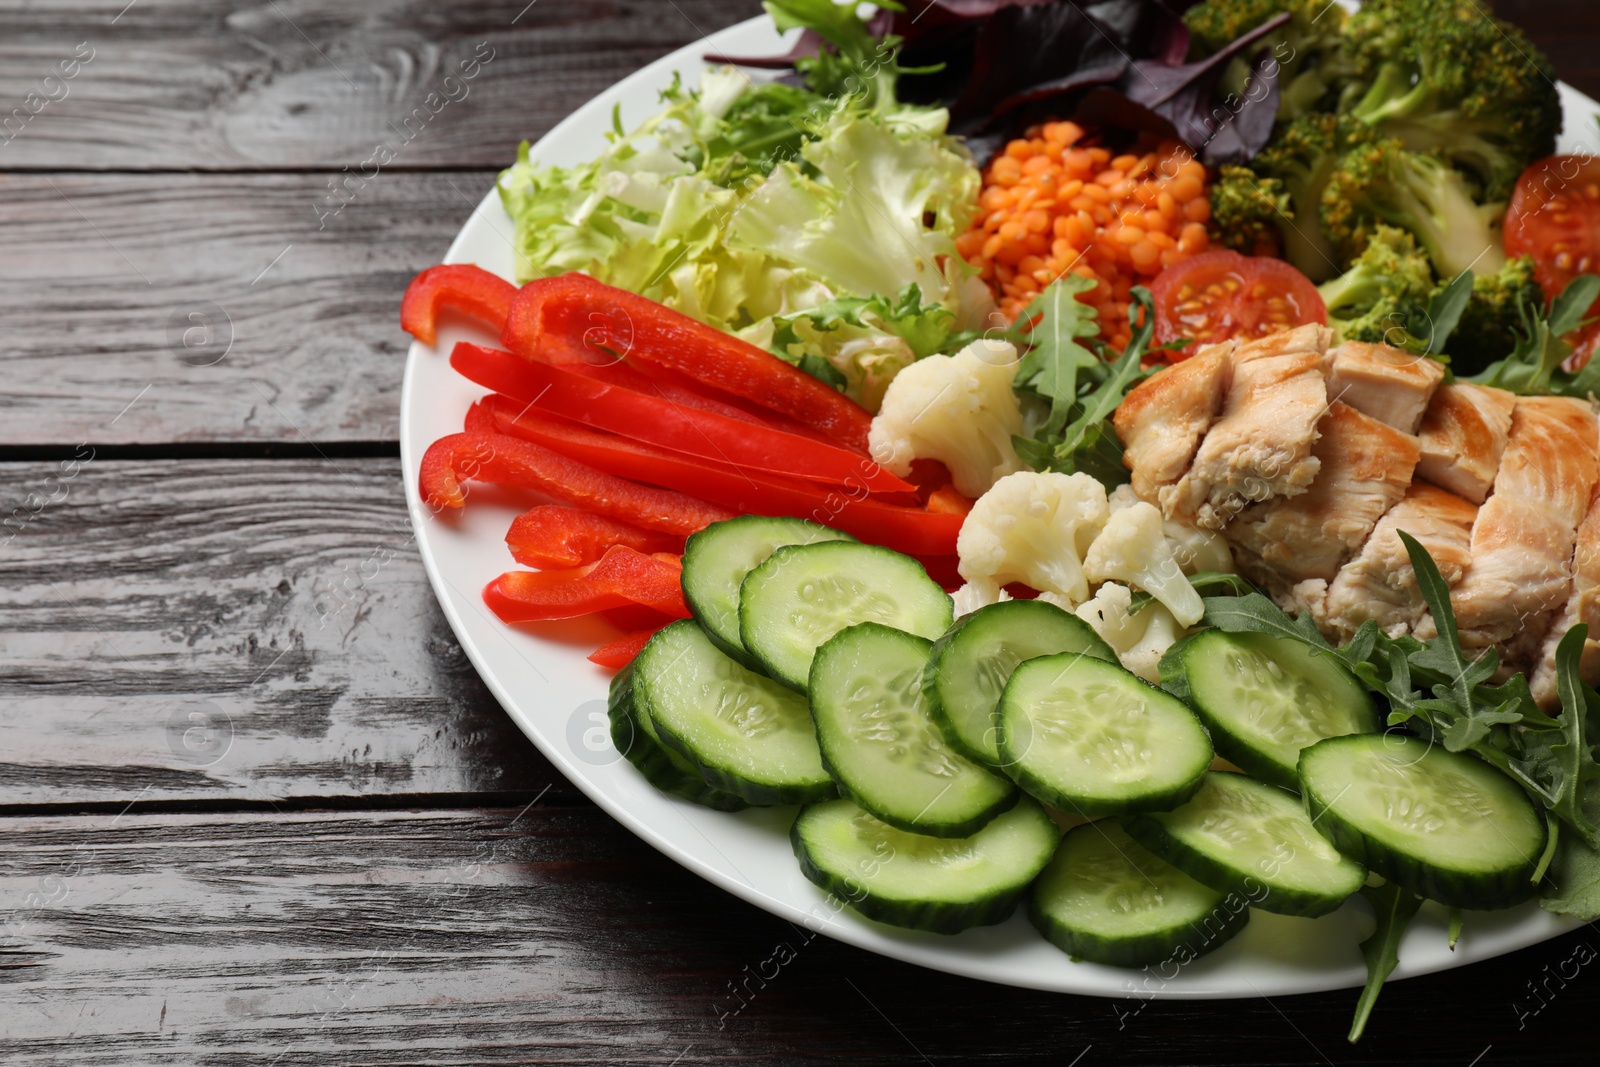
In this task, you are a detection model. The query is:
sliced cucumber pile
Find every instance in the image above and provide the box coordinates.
[924,599,1118,766]
[608,667,748,812]
[633,620,835,805]
[791,795,1060,933]
[1298,734,1546,909]
[1162,631,1375,788]
[682,515,857,667]
[740,540,953,690]
[809,623,1016,837]
[1030,820,1249,967]
[997,653,1212,816]
[1125,772,1366,917]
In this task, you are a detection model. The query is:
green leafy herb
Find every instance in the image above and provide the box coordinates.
[1415,269,1474,356]
[1131,571,1257,616]
[1349,881,1424,1044]
[1463,274,1600,396]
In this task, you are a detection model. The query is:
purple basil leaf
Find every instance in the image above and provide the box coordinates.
[946,4,1125,131]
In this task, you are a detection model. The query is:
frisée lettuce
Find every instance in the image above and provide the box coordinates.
[497,63,993,410]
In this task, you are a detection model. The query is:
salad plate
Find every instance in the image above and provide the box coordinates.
[400,15,1594,998]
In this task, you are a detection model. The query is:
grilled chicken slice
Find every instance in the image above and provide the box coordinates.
[1167,345,1331,529]
[1113,340,1234,504]
[1415,384,1517,504]
[1314,483,1478,642]
[1325,341,1445,433]
[1530,488,1600,707]
[1447,397,1600,658]
[1230,323,1335,368]
[1229,401,1421,585]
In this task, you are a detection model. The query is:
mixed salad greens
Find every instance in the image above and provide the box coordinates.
[401,0,1600,1044]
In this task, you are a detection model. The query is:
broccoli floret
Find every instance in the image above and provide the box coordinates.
[1185,0,1358,120]
[1341,0,1561,199]
[1316,225,1437,345]
[1321,138,1506,280]
[1250,113,1374,282]
[1448,256,1547,374]
[1209,165,1291,257]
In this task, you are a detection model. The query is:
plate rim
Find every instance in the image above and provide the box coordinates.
[400,14,1589,1000]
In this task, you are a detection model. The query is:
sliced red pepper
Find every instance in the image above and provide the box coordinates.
[482,546,688,623]
[477,395,963,557]
[507,505,683,570]
[450,343,912,493]
[502,272,874,452]
[420,431,736,536]
[589,625,667,669]
[401,264,518,346]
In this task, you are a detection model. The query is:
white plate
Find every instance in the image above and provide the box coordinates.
[401,16,1591,998]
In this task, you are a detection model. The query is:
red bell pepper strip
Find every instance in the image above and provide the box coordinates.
[401,264,518,346]
[501,272,875,452]
[420,431,737,536]
[450,343,913,493]
[477,395,963,557]
[506,505,683,570]
[482,547,688,623]
[588,625,667,669]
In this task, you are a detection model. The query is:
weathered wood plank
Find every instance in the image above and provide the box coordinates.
[0,456,570,805]
[0,0,757,170]
[0,172,488,445]
[0,805,1594,1065]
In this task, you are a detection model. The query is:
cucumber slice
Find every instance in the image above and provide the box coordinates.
[1124,772,1366,917]
[607,668,748,812]
[740,540,953,691]
[997,654,1213,817]
[791,795,1060,933]
[1163,630,1375,789]
[924,599,1118,766]
[682,515,857,666]
[809,623,1016,837]
[1298,734,1546,909]
[634,620,834,805]
[1030,820,1249,967]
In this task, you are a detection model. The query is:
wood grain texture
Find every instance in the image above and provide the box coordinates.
[0,457,564,805]
[0,172,485,445]
[0,0,759,170]
[0,805,1594,1066]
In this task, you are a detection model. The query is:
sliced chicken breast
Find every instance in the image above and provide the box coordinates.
[1449,397,1600,657]
[1317,483,1478,642]
[1325,341,1445,433]
[1530,487,1600,707]
[1113,340,1234,503]
[1415,383,1517,504]
[1229,401,1422,585]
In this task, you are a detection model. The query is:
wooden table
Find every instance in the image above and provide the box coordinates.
[3,2,1596,1063]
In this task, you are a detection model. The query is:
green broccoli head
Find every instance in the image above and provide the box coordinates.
[1321,137,1507,280]
[1315,224,1437,345]
[1184,0,1357,120]
[1250,113,1374,281]
[1342,0,1561,198]
[1447,256,1547,374]
[1209,166,1291,257]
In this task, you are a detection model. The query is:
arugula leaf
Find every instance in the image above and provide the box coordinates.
[1542,776,1600,917]
[1200,591,1329,649]
[1463,275,1600,397]
[1416,269,1474,356]
[1130,571,1256,616]
[1348,881,1424,1044]
[1009,274,1104,437]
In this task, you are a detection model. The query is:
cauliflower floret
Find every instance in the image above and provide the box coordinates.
[1108,484,1234,577]
[957,471,1108,607]
[868,337,1025,497]
[1084,502,1205,627]
[1068,581,1185,684]
[950,582,1012,618]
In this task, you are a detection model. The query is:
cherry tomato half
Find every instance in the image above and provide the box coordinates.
[1504,155,1600,369]
[1150,250,1328,361]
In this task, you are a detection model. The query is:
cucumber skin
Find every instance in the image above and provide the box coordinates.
[1161,631,1377,791]
[636,623,837,807]
[1122,775,1365,919]
[1298,741,1541,909]
[789,800,1058,935]
[607,668,748,812]
[923,600,1119,767]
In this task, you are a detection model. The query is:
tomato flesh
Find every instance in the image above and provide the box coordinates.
[1150,250,1327,360]
[1505,155,1600,298]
